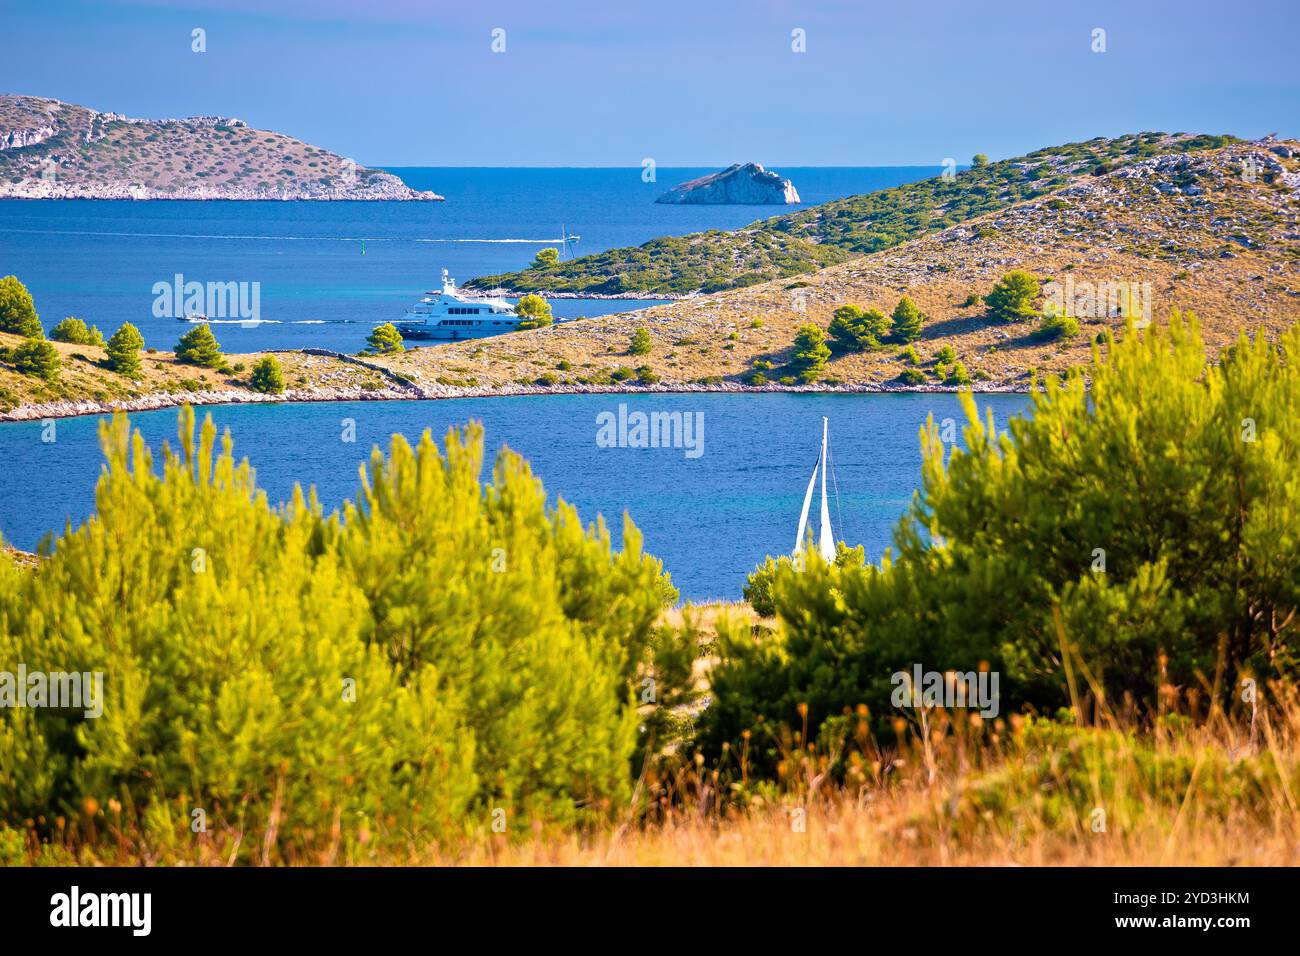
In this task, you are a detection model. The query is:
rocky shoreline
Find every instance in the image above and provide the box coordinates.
[0,379,1030,423]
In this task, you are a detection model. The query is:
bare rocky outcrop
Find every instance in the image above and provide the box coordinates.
[655,162,800,205]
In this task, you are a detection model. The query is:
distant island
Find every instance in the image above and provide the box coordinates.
[0,94,441,200]
[655,162,800,205]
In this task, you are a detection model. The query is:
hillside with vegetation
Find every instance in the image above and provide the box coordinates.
[1,136,1296,421]
[465,133,1240,296]
[0,95,440,200]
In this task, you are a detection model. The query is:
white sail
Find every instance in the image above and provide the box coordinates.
[818,417,835,562]
[794,454,819,556]
[793,417,836,562]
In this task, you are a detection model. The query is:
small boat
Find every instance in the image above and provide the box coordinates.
[180,312,208,323]
[793,417,836,562]
[393,269,522,341]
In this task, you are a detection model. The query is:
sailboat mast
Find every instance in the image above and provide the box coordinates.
[818,417,835,561]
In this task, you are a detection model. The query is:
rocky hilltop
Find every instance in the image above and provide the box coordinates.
[0,94,441,200]
[655,162,800,205]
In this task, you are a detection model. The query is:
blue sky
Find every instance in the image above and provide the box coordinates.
[2,0,1295,166]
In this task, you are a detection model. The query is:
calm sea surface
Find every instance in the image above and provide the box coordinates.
[0,165,1027,600]
[0,394,1030,600]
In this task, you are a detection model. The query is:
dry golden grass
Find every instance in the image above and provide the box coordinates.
[13,679,1300,867]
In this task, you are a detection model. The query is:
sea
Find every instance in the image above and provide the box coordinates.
[0,166,1033,600]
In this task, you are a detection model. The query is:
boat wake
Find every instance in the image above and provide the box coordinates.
[178,317,359,325]
[2,227,570,243]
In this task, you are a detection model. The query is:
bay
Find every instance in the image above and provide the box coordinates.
[0,393,1029,601]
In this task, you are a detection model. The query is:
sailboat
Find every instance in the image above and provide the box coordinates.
[793,417,836,563]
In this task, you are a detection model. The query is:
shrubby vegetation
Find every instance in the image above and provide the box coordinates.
[0,275,41,338]
[106,323,145,377]
[10,339,60,382]
[629,327,652,356]
[986,269,1041,322]
[364,323,404,356]
[0,409,680,860]
[790,323,831,381]
[175,322,226,368]
[827,305,890,352]
[50,317,105,348]
[249,355,285,394]
[707,315,1300,774]
[890,296,924,343]
[514,294,553,330]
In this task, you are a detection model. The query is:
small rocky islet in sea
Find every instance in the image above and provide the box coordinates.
[655,162,800,205]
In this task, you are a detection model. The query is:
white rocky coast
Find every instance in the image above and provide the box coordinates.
[655,162,800,204]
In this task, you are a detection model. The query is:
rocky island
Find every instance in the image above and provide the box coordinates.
[0,94,441,200]
[655,162,799,205]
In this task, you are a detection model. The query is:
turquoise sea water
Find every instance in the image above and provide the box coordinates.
[0,393,1029,601]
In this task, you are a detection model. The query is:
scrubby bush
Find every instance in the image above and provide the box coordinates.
[249,355,286,394]
[629,327,652,356]
[890,296,924,343]
[743,543,865,618]
[11,339,60,381]
[0,408,678,859]
[986,270,1041,322]
[898,344,922,366]
[828,305,890,352]
[51,317,105,348]
[791,323,831,381]
[899,367,927,385]
[1039,311,1081,340]
[635,365,659,384]
[948,360,971,385]
[532,247,559,269]
[699,315,1300,771]
[935,344,957,364]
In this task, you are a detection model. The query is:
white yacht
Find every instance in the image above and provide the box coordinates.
[393,269,521,341]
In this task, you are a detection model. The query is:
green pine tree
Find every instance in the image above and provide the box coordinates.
[986,270,1041,322]
[890,296,925,343]
[106,322,145,377]
[12,338,60,381]
[515,294,554,330]
[365,322,405,355]
[175,322,224,367]
[791,323,831,381]
[50,317,106,347]
[249,355,286,393]
[0,275,42,338]
[629,327,652,355]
